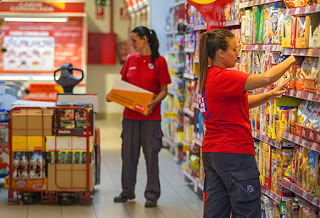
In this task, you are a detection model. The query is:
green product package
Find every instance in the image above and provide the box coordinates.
[253,6,262,44]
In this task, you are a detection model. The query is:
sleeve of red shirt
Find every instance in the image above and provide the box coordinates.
[222,69,250,97]
[158,57,172,86]
[120,56,130,81]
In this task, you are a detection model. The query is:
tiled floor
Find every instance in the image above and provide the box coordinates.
[0,114,203,218]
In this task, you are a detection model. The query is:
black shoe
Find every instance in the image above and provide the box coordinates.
[113,194,135,203]
[145,199,157,207]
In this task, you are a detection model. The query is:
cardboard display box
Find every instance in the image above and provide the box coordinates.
[107,79,155,115]
[46,136,93,152]
[47,163,94,191]
[55,103,94,136]
[295,16,310,48]
[11,108,53,137]
[12,136,45,151]
[5,177,47,191]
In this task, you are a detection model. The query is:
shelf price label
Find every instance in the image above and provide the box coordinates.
[316,4,320,12]
[290,183,295,191]
[312,197,318,205]
[303,191,308,199]
[295,7,300,14]
[288,134,293,141]
[305,6,311,14]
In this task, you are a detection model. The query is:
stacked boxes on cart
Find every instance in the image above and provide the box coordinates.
[7,103,95,192]
[0,109,9,177]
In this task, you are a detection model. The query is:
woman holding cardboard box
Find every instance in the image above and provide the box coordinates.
[113,26,171,208]
[198,29,302,217]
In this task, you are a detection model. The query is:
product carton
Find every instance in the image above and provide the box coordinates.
[55,103,94,136]
[291,16,297,48]
[271,148,277,192]
[47,163,94,191]
[11,108,53,136]
[46,136,93,152]
[107,79,155,115]
[309,14,320,48]
[282,15,292,48]
[12,136,45,151]
[5,177,47,191]
[296,16,310,48]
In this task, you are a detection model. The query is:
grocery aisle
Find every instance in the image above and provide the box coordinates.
[0,114,203,218]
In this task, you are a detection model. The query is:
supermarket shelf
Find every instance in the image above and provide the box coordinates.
[222,20,241,27]
[168,90,176,96]
[163,136,176,149]
[282,131,320,152]
[239,0,282,8]
[281,178,320,207]
[172,0,186,8]
[252,130,282,149]
[193,24,206,31]
[261,186,282,204]
[183,73,198,80]
[194,137,202,146]
[281,48,320,57]
[185,48,195,53]
[167,50,185,55]
[196,177,204,191]
[259,87,320,102]
[166,30,179,35]
[183,107,194,117]
[242,44,281,51]
[182,168,200,192]
[283,4,320,16]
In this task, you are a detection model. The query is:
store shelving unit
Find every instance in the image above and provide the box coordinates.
[283,4,320,15]
[281,48,320,57]
[242,44,281,51]
[281,178,320,207]
[222,20,241,27]
[282,131,320,152]
[252,131,282,149]
[239,0,282,8]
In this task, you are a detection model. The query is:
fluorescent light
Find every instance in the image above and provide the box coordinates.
[4,17,68,22]
[0,75,30,80]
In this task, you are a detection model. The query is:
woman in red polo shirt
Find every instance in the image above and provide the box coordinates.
[198,29,301,217]
[113,26,171,208]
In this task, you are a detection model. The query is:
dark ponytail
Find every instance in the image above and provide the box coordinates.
[131,26,160,63]
[199,29,235,94]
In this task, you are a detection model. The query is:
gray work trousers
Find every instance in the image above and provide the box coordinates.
[203,152,261,218]
[120,118,163,201]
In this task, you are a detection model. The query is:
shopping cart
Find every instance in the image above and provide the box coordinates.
[6,105,96,204]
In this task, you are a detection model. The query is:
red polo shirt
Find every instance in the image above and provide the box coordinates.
[120,53,171,120]
[199,66,254,155]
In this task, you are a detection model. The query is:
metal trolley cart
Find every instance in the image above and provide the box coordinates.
[5,105,100,204]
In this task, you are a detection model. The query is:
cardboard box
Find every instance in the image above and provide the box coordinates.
[12,136,45,151]
[309,14,320,48]
[55,103,94,136]
[107,79,155,115]
[291,16,297,48]
[296,16,310,48]
[281,15,292,48]
[5,177,47,191]
[46,136,93,152]
[11,108,53,136]
[47,163,94,191]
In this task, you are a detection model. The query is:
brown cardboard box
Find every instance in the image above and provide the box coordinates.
[47,163,94,191]
[46,136,93,152]
[296,16,310,48]
[4,178,47,191]
[11,108,53,136]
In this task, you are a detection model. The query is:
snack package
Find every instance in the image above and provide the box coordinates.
[305,104,320,129]
[295,146,304,186]
[299,57,313,92]
[20,152,28,170]
[309,150,317,195]
[302,148,310,191]
[263,5,271,44]
[271,148,277,192]
[282,15,292,47]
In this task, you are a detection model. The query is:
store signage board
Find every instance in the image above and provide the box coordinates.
[0,2,85,15]
[0,17,84,75]
[187,0,227,32]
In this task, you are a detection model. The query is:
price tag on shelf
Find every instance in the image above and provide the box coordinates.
[303,191,308,199]
[288,133,293,141]
[301,139,307,146]
[312,197,318,205]
[295,7,300,14]
[289,90,294,96]
[311,143,318,151]
[308,93,313,100]
[290,183,295,191]
[305,6,311,14]
[303,49,309,56]
[296,91,302,98]
[316,4,320,12]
